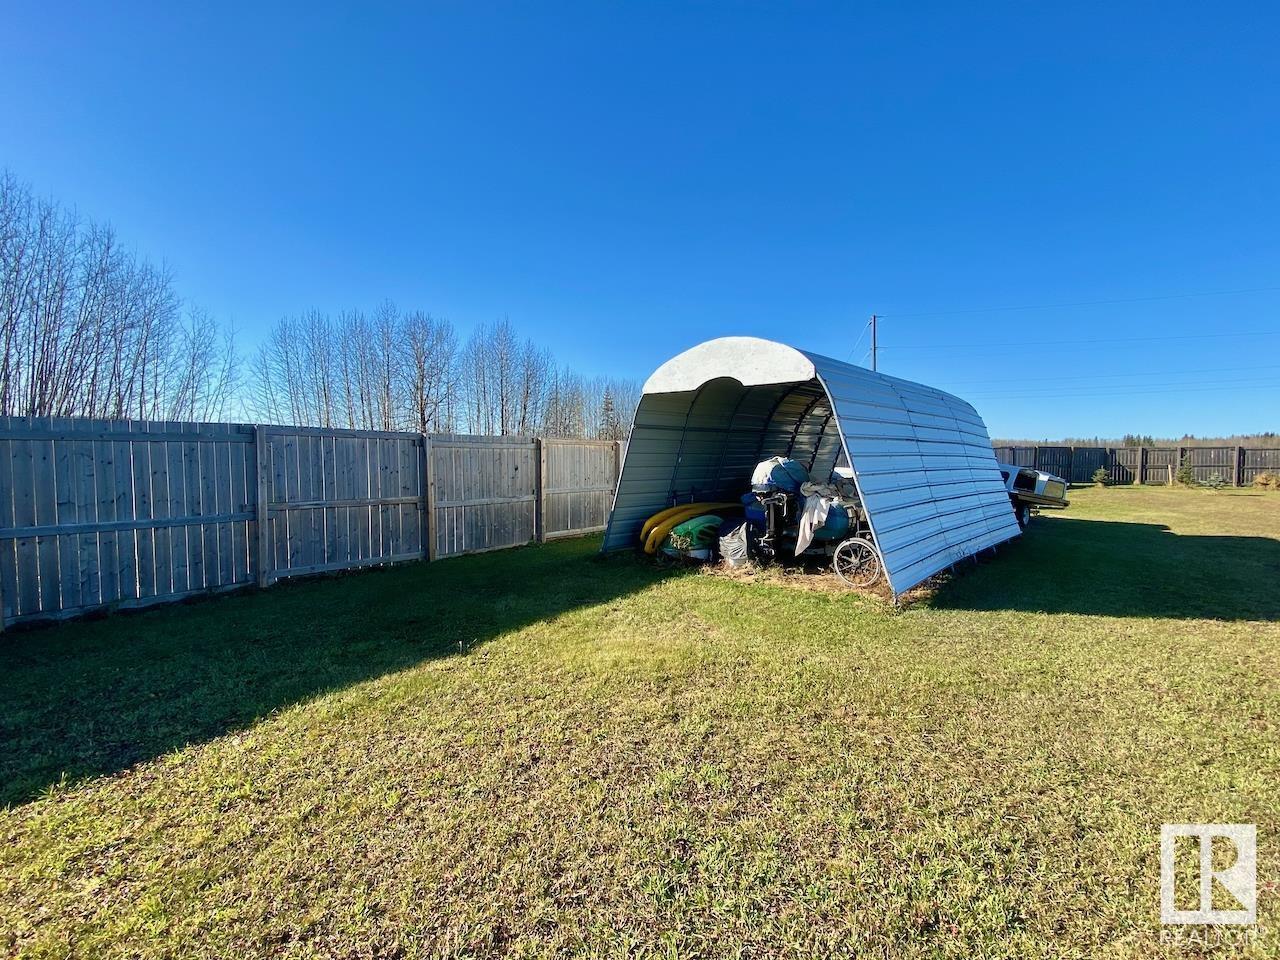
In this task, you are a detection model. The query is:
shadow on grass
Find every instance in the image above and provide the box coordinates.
[0,537,668,807]
[929,516,1280,621]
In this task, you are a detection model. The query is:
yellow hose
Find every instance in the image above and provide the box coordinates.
[640,501,725,540]
[643,502,739,555]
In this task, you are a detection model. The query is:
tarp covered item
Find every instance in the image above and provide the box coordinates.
[602,336,1020,597]
[750,456,809,493]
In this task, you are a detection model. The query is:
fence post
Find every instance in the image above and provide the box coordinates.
[423,434,438,561]
[614,440,623,495]
[418,434,431,559]
[535,437,548,543]
[254,425,270,587]
[1234,445,1243,487]
[1137,447,1146,486]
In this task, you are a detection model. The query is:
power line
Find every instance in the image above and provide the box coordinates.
[882,284,1280,320]
[966,372,1280,395]
[962,371,1280,394]
[881,329,1280,352]
[941,362,1280,386]
[844,317,871,362]
[962,377,1280,402]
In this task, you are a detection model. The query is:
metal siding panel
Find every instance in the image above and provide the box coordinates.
[808,351,1017,594]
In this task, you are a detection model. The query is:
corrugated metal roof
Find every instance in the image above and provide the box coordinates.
[602,336,1020,596]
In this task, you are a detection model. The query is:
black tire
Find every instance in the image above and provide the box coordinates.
[1014,502,1031,529]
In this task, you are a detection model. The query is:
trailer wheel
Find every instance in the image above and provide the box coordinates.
[1014,502,1031,529]
[833,537,882,588]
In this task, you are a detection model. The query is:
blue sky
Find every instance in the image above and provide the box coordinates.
[3,2,1278,439]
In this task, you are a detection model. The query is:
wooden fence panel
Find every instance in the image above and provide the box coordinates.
[260,426,425,582]
[1183,446,1236,484]
[1110,447,1140,485]
[430,435,537,558]
[1142,448,1176,484]
[1068,447,1106,484]
[543,439,620,539]
[1242,448,1280,484]
[0,417,257,624]
[1035,447,1073,480]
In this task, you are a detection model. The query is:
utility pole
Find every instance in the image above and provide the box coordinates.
[870,314,878,372]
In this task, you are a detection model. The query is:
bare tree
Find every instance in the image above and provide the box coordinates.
[402,310,457,432]
[459,321,495,434]
[371,301,400,431]
[167,308,239,421]
[0,171,239,421]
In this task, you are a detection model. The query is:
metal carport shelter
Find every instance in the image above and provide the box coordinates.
[602,336,1021,596]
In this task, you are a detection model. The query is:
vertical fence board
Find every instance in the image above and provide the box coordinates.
[229,433,247,584]
[149,425,172,598]
[254,426,268,586]
[198,437,218,588]
[323,435,338,567]
[31,426,60,615]
[168,430,190,593]
[92,425,120,605]
[52,421,80,613]
[308,434,324,570]
[73,427,100,609]
[182,428,204,590]
[268,431,286,574]
[334,436,350,565]
[12,433,39,615]
[112,430,137,603]
[0,427,17,621]
[213,432,232,587]
[357,436,372,561]
[132,433,155,600]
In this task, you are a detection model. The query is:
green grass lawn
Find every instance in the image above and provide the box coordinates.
[2,486,1278,958]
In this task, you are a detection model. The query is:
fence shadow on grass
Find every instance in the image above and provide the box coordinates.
[0,537,668,807]
[929,516,1280,621]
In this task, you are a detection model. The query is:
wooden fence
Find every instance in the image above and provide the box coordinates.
[991,444,1280,486]
[0,417,622,626]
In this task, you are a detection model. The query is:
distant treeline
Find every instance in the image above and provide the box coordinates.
[0,170,638,440]
[992,433,1280,448]
[249,309,639,440]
